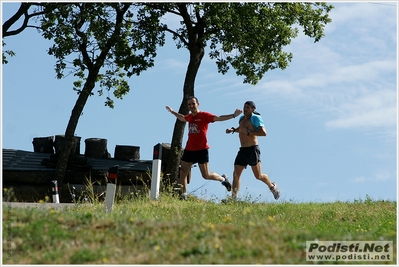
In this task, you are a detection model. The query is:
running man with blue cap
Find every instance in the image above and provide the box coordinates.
[226,100,281,200]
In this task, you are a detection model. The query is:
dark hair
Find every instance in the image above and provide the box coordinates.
[186,95,198,103]
[244,100,261,115]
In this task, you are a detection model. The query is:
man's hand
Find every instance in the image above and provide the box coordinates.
[226,127,236,134]
[233,109,243,118]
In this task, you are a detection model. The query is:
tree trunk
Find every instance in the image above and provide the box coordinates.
[48,5,129,202]
[163,5,206,188]
[54,135,81,155]
[53,72,98,201]
[164,43,205,187]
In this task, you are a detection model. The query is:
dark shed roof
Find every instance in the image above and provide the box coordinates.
[2,149,153,172]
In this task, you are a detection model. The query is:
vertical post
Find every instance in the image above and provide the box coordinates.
[104,165,118,212]
[51,180,60,203]
[150,143,162,200]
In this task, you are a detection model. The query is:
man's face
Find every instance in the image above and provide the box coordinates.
[187,98,199,113]
[243,104,253,116]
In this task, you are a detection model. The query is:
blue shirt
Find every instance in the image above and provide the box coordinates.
[239,114,264,130]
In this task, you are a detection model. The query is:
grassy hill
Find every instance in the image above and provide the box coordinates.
[2,192,396,264]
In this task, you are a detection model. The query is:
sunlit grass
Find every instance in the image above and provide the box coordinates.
[2,191,396,264]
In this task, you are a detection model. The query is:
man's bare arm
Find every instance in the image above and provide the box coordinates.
[241,126,267,136]
[214,109,242,122]
[166,106,187,122]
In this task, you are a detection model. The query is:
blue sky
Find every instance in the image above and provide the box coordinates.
[1,2,397,203]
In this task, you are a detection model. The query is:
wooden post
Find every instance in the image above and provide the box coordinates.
[54,135,81,155]
[160,143,171,166]
[114,145,140,160]
[32,136,54,153]
[84,138,110,158]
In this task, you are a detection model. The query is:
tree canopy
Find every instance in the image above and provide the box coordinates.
[38,3,167,107]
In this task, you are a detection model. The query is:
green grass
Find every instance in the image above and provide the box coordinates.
[2,193,397,264]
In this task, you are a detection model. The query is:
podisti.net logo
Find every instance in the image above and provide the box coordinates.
[306,241,393,262]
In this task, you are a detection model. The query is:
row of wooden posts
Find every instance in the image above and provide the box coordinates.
[50,143,164,212]
[32,135,140,160]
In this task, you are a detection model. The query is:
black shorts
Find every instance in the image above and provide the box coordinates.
[181,149,209,164]
[234,145,261,167]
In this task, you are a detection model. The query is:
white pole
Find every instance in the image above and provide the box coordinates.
[150,143,162,200]
[104,165,118,212]
[104,183,116,212]
[51,180,60,203]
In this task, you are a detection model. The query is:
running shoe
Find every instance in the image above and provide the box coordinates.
[269,182,280,200]
[180,193,188,201]
[221,174,232,191]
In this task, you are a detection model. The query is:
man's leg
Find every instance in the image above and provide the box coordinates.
[198,163,231,191]
[250,162,273,188]
[232,165,245,199]
[251,162,280,200]
[198,162,223,181]
[180,160,192,194]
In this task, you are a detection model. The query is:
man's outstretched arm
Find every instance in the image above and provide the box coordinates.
[214,109,242,122]
[166,106,187,122]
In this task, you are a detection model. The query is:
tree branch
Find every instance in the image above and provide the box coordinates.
[164,27,189,47]
[177,3,193,33]
[96,3,131,69]
[74,4,92,68]
[2,3,46,37]
[2,3,31,37]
